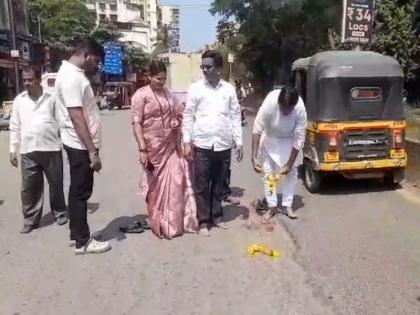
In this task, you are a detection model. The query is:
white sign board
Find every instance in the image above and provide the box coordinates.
[21,42,30,60]
[228,53,234,63]
[10,49,19,58]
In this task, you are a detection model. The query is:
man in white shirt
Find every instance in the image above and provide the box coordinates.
[252,86,307,220]
[182,50,243,237]
[55,39,110,254]
[9,66,67,234]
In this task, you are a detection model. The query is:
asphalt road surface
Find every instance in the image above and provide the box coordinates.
[0,109,419,315]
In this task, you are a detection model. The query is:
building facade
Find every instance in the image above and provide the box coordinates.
[0,0,34,102]
[160,5,180,52]
[85,0,161,53]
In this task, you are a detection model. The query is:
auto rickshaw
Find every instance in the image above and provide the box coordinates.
[103,82,135,110]
[292,51,407,193]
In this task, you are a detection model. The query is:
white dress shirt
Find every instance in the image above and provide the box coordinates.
[9,90,61,154]
[253,89,307,167]
[182,78,242,151]
[54,60,101,150]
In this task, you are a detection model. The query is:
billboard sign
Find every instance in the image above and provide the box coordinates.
[341,0,375,44]
[104,42,123,75]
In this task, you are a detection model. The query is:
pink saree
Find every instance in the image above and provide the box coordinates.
[131,85,198,239]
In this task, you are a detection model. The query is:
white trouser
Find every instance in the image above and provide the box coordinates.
[260,150,298,208]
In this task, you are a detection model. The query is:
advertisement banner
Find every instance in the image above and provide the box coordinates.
[341,0,375,44]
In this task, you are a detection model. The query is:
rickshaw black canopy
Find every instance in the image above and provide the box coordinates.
[292,51,405,122]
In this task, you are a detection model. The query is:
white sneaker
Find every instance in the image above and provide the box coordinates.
[74,239,111,255]
[213,217,228,230]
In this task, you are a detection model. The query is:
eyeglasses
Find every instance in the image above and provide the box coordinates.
[200,64,214,70]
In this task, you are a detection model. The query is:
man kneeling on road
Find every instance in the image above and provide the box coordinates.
[10,65,68,234]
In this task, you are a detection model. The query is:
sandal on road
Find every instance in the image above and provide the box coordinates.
[120,221,145,234]
[137,219,151,230]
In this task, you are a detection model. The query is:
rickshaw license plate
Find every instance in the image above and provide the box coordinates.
[390,150,405,159]
[324,151,340,162]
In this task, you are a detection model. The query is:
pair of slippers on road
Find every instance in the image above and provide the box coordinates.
[119,219,150,234]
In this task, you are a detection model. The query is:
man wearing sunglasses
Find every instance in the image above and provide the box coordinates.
[182,50,243,237]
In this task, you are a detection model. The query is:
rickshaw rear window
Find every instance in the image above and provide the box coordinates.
[350,87,382,101]
[47,78,55,87]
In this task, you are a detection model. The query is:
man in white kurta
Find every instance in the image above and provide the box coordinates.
[252,86,307,219]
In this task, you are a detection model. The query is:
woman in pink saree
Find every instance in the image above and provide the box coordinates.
[131,60,198,239]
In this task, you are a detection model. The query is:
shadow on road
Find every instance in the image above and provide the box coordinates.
[39,213,55,228]
[230,186,245,197]
[316,176,402,196]
[223,205,250,222]
[96,214,149,242]
[0,200,3,206]
[88,202,100,213]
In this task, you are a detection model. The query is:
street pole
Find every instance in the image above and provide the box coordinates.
[37,15,42,43]
[7,0,20,95]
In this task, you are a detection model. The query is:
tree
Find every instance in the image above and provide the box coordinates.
[90,22,123,45]
[152,24,172,57]
[28,0,95,49]
[370,0,420,80]
[124,42,150,71]
[211,0,341,91]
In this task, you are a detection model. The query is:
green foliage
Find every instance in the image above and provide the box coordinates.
[28,0,95,48]
[125,43,150,70]
[211,0,341,90]
[212,0,420,93]
[152,24,171,57]
[90,22,123,45]
[370,0,420,80]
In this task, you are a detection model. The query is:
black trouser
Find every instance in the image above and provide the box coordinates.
[64,145,94,248]
[21,151,67,227]
[223,165,232,199]
[193,147,231,225]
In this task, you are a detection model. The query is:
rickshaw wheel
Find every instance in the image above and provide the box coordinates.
[384,169,405,188]
[304,159,323,193]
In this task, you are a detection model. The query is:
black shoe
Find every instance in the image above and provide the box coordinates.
[56,216,68,226]
[20,224,38,234]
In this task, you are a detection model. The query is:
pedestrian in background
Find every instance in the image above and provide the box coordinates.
[252,86,307,220]
[182,50,243,237]
[131,60,197,239]
[55,38,111,254]
[9,65,67,234]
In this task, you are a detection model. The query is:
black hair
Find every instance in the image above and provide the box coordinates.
[278,85,299,107]
[201,50,223,68]
[22,65,42,80]
[73,38,104,59]
[149,59,167,76]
